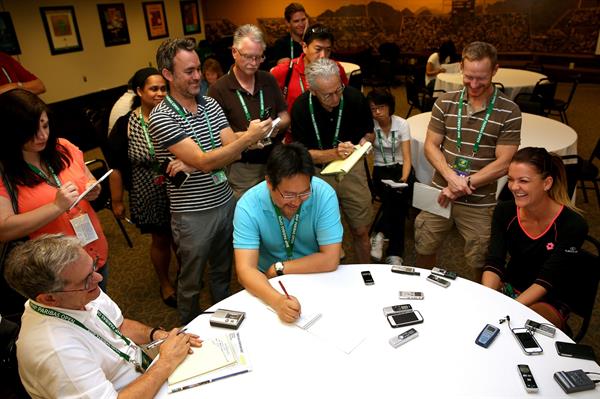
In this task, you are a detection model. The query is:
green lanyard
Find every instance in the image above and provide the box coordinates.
[27,163,61,187]
[138,111,155,159]
[376,129,396,164]
[456,87,497,154]
[308,94,344,150]
[290,37,295,60]
[164,95,216,152]
[235,89,265,123]
[29,302,146,370]
[273,203,301,260]
[298,75,305,93]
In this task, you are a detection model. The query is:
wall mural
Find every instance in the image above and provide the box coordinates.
[205,0,600,55]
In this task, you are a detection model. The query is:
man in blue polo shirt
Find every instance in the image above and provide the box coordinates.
[233,143,343,322]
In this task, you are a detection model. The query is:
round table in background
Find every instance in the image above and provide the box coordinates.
[407,112,578,185]
[434,68,547,100]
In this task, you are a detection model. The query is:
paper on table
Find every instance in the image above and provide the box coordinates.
[69,169,113,210]
[168,335,237,385]
[381,179,408,189]
[320,142,372,176]
[412,182,451,219]
[267,306,322,330]
[306,311,366,354]
[167,332,251,393]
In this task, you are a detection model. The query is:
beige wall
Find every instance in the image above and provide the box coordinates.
[3,0,205,103]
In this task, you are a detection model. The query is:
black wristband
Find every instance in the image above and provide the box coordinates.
[149,327,164,341]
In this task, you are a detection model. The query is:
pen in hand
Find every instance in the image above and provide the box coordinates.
[279,281,290,299]
[146,327,188,349]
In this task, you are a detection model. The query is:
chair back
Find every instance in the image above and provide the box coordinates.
[348,70,363,91]
[405,75,421,109]
[556,235,600,342]
[588,137,600,164]
[560,155,582,199]
[532,78,557,109]
[492,82,505,93]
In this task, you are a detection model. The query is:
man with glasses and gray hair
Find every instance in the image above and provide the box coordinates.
[291,58,374,264]
[233,143,342,322]
[151,38,272,324]
[4,234,201,399]
[208,24,290,198]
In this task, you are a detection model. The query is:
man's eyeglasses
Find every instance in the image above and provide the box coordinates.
[51,257,99,293]
[235,49,265,63]
[317,84,345,101]
[276,186,312,201]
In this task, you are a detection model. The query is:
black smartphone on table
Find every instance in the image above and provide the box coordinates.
[555,341,596,361]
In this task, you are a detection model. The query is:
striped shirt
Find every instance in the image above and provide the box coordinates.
[149,96,233,213]
[428,89,521,206]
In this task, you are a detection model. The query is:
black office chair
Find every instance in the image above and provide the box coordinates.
[405,75,444,118]
[492,82,505,93]
[561,139,600,205]
[547,75,579,125]
[514,78,557,117]
[557,235,600,342]
[85,159,133,248]
[348,69,363,92]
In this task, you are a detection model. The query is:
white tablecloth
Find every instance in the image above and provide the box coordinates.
[408,112,578,184]
[155,264,599,398]
[434,68,547,100]
[340,61,360,76]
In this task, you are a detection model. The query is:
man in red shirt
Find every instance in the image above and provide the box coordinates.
[0,52,45,95]
[271,24,347,115]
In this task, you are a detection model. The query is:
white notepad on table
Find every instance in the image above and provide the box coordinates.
[412,182,451,219]
[168,335,237,385]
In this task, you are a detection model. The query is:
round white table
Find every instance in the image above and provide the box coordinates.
[155,264,599,398]
[408,112,578,185]
[340,61,360,76]
[434,68,547,100]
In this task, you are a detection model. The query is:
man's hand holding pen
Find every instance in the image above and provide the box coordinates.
[276,281,301,323]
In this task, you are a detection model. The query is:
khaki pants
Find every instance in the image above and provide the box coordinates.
[414,203,495,270]
[227,162,266,199]
[316,163,373,230]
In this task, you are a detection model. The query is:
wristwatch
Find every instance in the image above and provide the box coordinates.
[274,261,285,276]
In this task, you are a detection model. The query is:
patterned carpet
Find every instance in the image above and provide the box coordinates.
[98,82,599,359]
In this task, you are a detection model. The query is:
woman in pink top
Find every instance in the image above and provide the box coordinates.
[0,89,109,291]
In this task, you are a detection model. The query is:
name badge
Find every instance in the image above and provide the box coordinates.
[211,169,227,185]
[453,156,471,177]
[69,213,98,245]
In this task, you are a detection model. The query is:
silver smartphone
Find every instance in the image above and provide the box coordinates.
[387,310,424,328]
[512,328,543,355]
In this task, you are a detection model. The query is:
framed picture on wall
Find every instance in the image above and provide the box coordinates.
[143,1,169,40]
[0,12,21,55]
[97,3,130,47]
[39,6,83,55]
[180,0,201,35]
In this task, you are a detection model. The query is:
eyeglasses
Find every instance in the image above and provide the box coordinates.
[235,49,265,63]
[317,84,345,101]
[370,105,387,112]
[51,257,99,293]
[276,186,312,201]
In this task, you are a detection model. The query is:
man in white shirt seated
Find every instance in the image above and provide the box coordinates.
[4,234,202,399]
[233,143,343,323]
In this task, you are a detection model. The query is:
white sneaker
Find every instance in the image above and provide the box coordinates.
[370,232,384,261]
[385,256,403,266]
